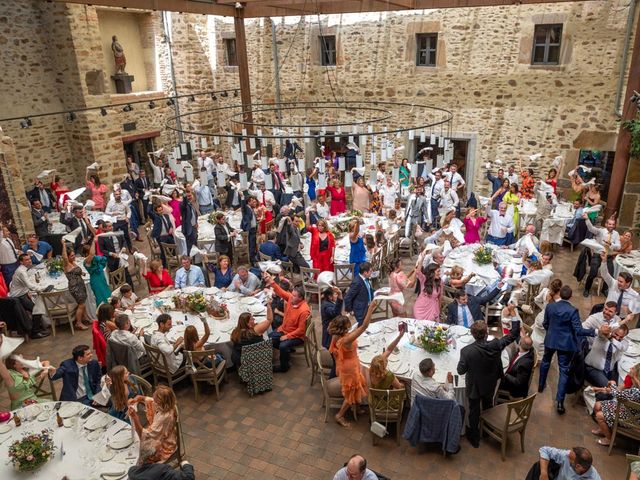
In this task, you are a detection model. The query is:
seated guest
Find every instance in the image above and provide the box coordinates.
[344,262,374,326]
[208,254,234,289]
[230,300,274,368]
[183,316,223,367]
[498,336,535,398]
[540,251,554,271]
[110,313,147,360]
[369,328,406,390]
[321,286,343,349]
[446,288,501,328]
[8,253,50,338]
[264,274,310,372]
[333,454,379,480]
[128,439,195,480]
[228,266,260,295]
[0,354,54,409]
[594,251,639,316]
[446,266,475,289]
[583,302,625,346]
[150,314,184,374]
[509,224,540,256]
[259,231,288,261]
[127,385,178,463]
[565,199,585,231]
[174,255,205,289]
[107,365,139,422]
[141,259,173,295]
[96,303,117,342]
[21,234,52,265]
[485,201,515,246]
[585,325,629,387]
[410,358,456,405]
[119,283,138,309]
[50,345,101,404]
[525,446,600,480]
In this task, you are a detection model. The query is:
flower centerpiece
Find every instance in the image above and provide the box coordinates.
[8,429,56,472]
[45,257,64,277]
[207,298,229,320]
[172,294,186,312]
[418,325,450,354]
[207,212,219,225]
[473,245,493,265]
[185,292,208,313]
[347,209,363,218]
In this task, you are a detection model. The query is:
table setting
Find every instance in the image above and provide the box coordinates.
[614,251,640,285]
[0,402,139,480]
[618,328,640,384]
[540,202,576,245]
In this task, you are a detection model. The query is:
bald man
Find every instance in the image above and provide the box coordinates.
[499,336,535,398]
[333,455,379,480]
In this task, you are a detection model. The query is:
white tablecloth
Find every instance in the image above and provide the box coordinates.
[615,251,640,287]
[48,212,117,236]
[174,211,242,256]
[0,402,139,480]
[540,203,575,245]
[618,329,640,384]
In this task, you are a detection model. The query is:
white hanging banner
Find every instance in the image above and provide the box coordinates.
[437,154,444,168]
[411,163,418,178]
[239,172,248,190]
[278,158,287,172]
[249,137,256,150]
[298,158,305,173]
[264,174,273,190]
[338,157,345,171]
[426,158,434,173]
[360,136,366,149]
[241,128,247,137]
[201,137,208,149]
[380,149,387,162]
[168,154,177,172]
[230,148,239,163]
[371,152,377,165]
[444,139,450,150]
[304,129,311,144]
[257,129,262,138]
[226,136,233,143]
[372,135,377,147]
[238,153,245,166]
[348,135,354,144]
[175,161,185,178]
[387,145,393,158]
[183,163,194,182]
[392,167,399,182]
[367,125,373,134]
[438,136,445,148]
[420,131,426,143]
[213,136,220,145]
[445,148,453,162]
[240,140,247,152]
[189,139,196,152]
[408,130,415,140]
[173,146,180,159]
[261,156,268,170]
[319,158,326,173]
[180,143,188,155]
[334,132,340,142]
[356,155,363,168]
[344,171,353,187]
[430,133,436,145]
[317,173,327,190]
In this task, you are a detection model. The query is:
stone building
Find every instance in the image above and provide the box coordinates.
[0,0,637,234]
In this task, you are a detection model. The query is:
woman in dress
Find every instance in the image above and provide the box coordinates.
[209,255,234,289]
[307,219,335,273]
[50,175,70,206]
[329,301,378,428]
[584,184,601,223]
[491,179,510,209]
[326,178,347,216]
[399,158,411,189]
[463,207,487,244]
[348,219,367,276]
[168,189,182,228]
[364,234,378,262]
[306,167,318,203]
[61,239,89,330]
[520,169,535,199]
[613,230,634,256]
[230,300,273,368]
[82,242,110,306]
[413,260,443,322]
[568,170,587,202]
[96,303,117,342]
[351,175,371,213]
[388,259,416,317]
[531,278,562,358]
[0,356,53,410]
[85,173,108,211]
[545,168,558,194]
[107,365,139,422]
[141,259,173,294]
[369,328,406,391]
[503,183,521,232]
[128,385,178,463]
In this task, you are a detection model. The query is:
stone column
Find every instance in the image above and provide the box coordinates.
[0,133,35,238]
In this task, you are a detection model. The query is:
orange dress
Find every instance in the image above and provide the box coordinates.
[330,337,367,404]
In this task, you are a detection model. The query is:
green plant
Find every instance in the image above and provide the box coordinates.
[623,113,640,159]
[473,246,493,265]
[45,256,64,274]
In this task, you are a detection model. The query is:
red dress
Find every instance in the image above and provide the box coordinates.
[143,270,173,294]
[326,186,346,215]
[308,226,335,272]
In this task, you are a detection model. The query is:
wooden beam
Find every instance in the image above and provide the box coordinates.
[54,0,235,16]
[234,9,254,137]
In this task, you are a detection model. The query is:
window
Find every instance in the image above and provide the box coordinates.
[224,38,237,66]
[416,33,438,67]
[531,24,562,65]
[320,35,336,66]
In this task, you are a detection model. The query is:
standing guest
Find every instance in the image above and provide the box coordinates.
[208,255,234,289]
[28,180,56,213]
[259,231,288,262]
[344,262,374,326]
[168,189,183,228]
[329,302,377,428]
[98,222,134,288]
[437,180,459,220]
[50,175,70,204]
[378,176,399,211]
[141,259,173,294]
[532,279,563,357]
[180,191,199,256]
[86,173,108,211]
[413,262,442,322]
[498,336,535,398]
[0,355,53,409]
[279,215,309,272]
[305,167,318,203]
[110,314,146,360]
[254,182,276,234]
[388,259,416,317]
[410,358,456,404]
[486,166,505,194]
[213,212,236,260]
[228,266,261,295]
[351,174,371,213]
[321,286,343,349]
[546,168,558,194]
[326,178,347,216]
[174,256,205,289]
[240,194,259,264]
[315,192,331,220]
[404,185,430,237]
[463,208,487,244]
[308,219,335,273]
[0,226,21,286]
[503,183,521,232]
[148,202,175,268]
[594,251,639,316]
[485,201,515,246]
[585,325,629,387]
[347,219,367,276]
[457,319,520,448]
[22,234,52,265]
[264,274,310,372]
[428,169,445,226]
[50,344,101,404]
[61,240,90,330]
[230,302,274,368]
[582,214,620,297]
[520,169,535,199]
[538,286,597,414]
[506,165,519,186]
[105,189,133,252]
[83,242,110,306]
[525,446,600,480]
[62,205,95,253]
[107,365,139,422]
[30,199,51,238]
[150,157,164,188]
[251,160,266,185]
[445,163,465,193]
[268,161,286,205]
[490,179,509,211]
[134,169,150,222]
[193,174,215,215]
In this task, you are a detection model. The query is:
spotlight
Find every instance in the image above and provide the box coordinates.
[235,2,243,8]
[188,95,195,102]
[20,117,32,129]
[100,108,107,116]
[211,93,217,100]
[234,90,239,97]
[166,98,175,106]
[123,104,133,112]
[148,101,156,109]
[67,112,76,123]
[220,91,228,98]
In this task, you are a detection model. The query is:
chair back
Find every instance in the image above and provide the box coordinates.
[144,226,161,260]
[91,321,107,366]
[334,263,355,291]
[197,239,216,254]
[317,349,334,378]
[143,342,173,380]
[238,339,273,396]
[107,338,142,375]
[614,398,640,439]
[300,266,320,302]
[40,291,75,336]
[258,252,272,262]
[129,374,153,396]
[160,242,180,272]
[163,406,186,467]
[33,375,57,401]
[108,266,127,291]
[439,295,455,323]
[502,394,536,433]
[522,283,541,308]
[186,349,218,378]
[368,388,406,423]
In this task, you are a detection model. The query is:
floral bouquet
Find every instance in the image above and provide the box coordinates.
[186,292,208,313]
[207,298,228,319]
[418,325,450,354]
[347,209,363,218]
[45,256,64,276]
[8,429,56,472]
[172,294,186,311]
[473,245,493,265]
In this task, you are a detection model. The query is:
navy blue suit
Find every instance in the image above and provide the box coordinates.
[446,287,501,327]
[321,298,343,349]
[50,359,101,403]
[486,172,503,194]
[344,275,373,326]
[179,198,199,254]
[259,241,288,262]
[240,195,257,264]
[538,299,595,403]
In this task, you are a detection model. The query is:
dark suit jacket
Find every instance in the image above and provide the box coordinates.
[27,186,56,208]
[61,214,93,250]
[321,298,343,348]
[259,241,287,261]
[128,462,195,480]
[149,210,173,240]
[543,299,595,352]
[446,297,484,326]
[134,177,150,199]
[98,235,121,271]
[214,222,233,255]
[457,322,521,399]
[344,275,373,325]
[180,198,198,238]
[50,358,101,401]
[499,350,535,398]
[240,195,257,232]
[31,208,50,238]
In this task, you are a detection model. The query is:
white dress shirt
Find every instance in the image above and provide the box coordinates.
[251,168,266,185]
[486,209,515,238]
[585,335,628,371]
[110,329,146,359]
[105,199,130,221]
[378,183,398,209]
[410,372,455,405]
[0,234,20,265]
[152,163,163,184]
[150,331,183,374]
[506,173,519,186]
[599,262,640,314]
[174,266,206,289]
[430,178,445,200]
[316,202,330,219]
[438,188,459,211]
[585,218,621,251]
[445,171,466,191]
[9,264,44,297]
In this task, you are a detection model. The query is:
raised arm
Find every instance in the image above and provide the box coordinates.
[254,301,274,335]
[342,300,378,345]
[195,316,210,350]
[382,330,405,361]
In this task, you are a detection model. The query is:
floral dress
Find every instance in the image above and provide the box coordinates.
[65,265,87,304]
[602,385,640,427]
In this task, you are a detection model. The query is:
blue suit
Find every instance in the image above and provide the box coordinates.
[50,359,101,403]
[259,241,288,262]
[486,172,503,194]
[179,198,198,254]
[344,275,373,326]
[240,194,258,264]
[538,299,595,403]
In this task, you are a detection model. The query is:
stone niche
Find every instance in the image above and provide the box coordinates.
[96,9,158,94]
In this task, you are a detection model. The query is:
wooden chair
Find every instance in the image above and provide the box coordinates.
[439,295,455,323]
[163,406,186,467]
[129,374,153,397]
[626,454,640,480]
[258,251,272,262]
[160,242,180,275]
[300,266,321,303]
[290,314,312,368]
[108,266,127,291]
[398,224,416,258]
[495,350,538,404]
[370,299,390,323]
[368,388,407,445]
[334,263,355,292]
[609,398,640,455]
[369,250,382,288]
[185,349,226,401]
[317,349,345,422]
[197,238,216,255]
[144,226,162,260]
[484,302,504,327]
[281,261,301,286]
[233,232,250,266]
[143,342,189,389]
[480,393,537,461]
[40,290,76,337]
[33,375,57,401]
[305,320,320,386]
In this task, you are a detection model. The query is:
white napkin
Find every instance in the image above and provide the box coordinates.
[580,238,605,253]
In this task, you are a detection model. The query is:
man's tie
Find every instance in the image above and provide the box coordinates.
[365,278,373,302]
[185,269,191,287]
[80,220,88,241]
[262,191,266,206]
[616,290,624,315]
[82,366,93,401]
[462,306,469,328]
[603,342,614,377]
[507,354,520,374]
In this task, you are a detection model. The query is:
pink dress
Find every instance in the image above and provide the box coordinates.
[86,181,108,210]
[413,269,442,321]
[351,184,370,213]
[169,199,182,228]
[463,217,487,244]
[388,271,408,315]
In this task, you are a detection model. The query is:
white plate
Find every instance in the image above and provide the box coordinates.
[359,351,376,364]
[99,449,116,462]
[37,411,49,422]
[59,402,83,418]
[109,436,134,450]
[85,414,111,430]
[0,423,12,434]
[240,297,259,305]
[627,329,640,342]
[87,429,102,441]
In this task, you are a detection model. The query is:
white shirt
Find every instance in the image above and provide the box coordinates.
[110,329,146,359]
[378,183,398,209]
[198,156,215,175]
[439,188,459,210]
[105,199,130,221]
[251,168,265,185]
[585,335,628,371]
[600,262,640,314]
[9,264,43,297]
[316,202,330,219]
[152,163,163,184]
[582,312,621,331]
[109,189,133,206]
[0,234,20,265]
[506,172,519,185]
[445,171,466,191]
[410,372,455,405]
[431,178,445,200]
[456,303,473,327]
[252,189,275,211]
[510,233,540,256]
[150,331,183,374]
[585,218,621,251]
[487,209,515,238]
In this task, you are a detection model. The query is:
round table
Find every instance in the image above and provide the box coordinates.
[174,211,242,256]
[614,251,640,287]
[617,328,640,384]
[0,401,139,480]
[131,286,268,367]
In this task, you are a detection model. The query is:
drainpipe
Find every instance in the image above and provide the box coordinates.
[162,11,183,143]
[615,0,638,116]
[271,20,284,153]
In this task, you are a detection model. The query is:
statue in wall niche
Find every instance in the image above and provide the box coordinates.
[111,35,127,74]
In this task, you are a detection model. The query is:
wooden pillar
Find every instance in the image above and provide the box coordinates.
[234,10,254,137]
[605,11,640,220]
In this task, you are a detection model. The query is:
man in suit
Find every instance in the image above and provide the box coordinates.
[27,180,56,213]
[148,203,175,268]
[240,193,259,264]
[61,205,94,254]
[180,191,199,256]
[50,345,101,404]
[446,287,502,327]
[344,262,374,326]
[457,319,521,448]
[268,161,285,205]
[30,199,50,239]
[128,440,195,480]
[538,285,598,414]
[98,221,134,287]
[259,231,288,262]
[499,336,535,398]
[134,169,150,222]
[405,185,430,237]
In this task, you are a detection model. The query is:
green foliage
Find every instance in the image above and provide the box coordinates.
[623,113,640,159]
